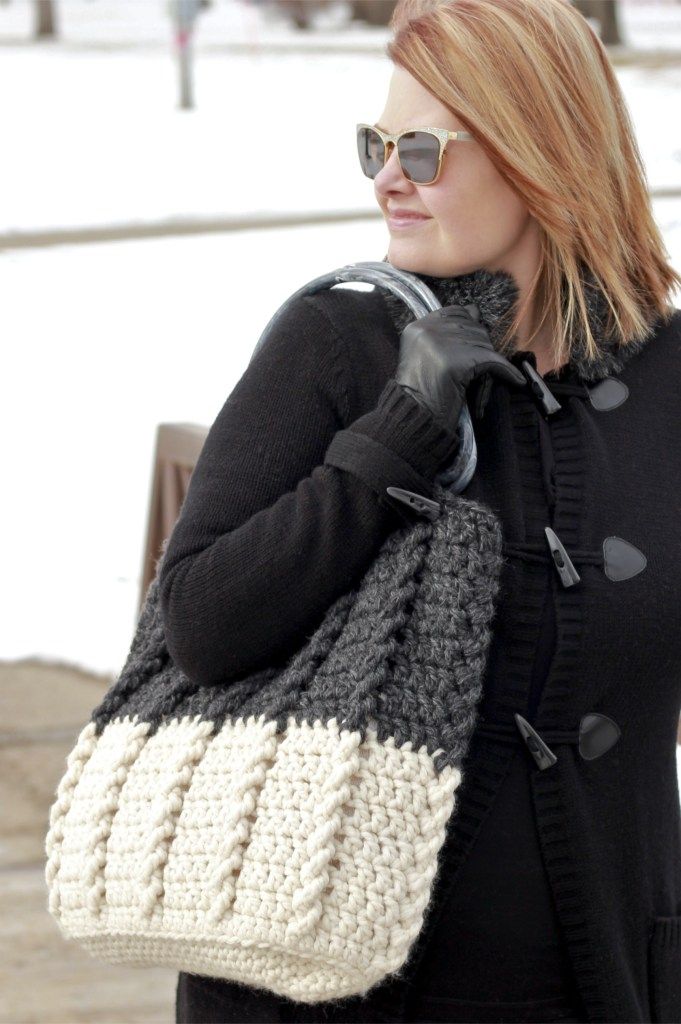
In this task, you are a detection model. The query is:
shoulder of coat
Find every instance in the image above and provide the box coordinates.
[301,284,396,349]
[650,304,681,353]
[632,304,681,381]
[303,282,386,323]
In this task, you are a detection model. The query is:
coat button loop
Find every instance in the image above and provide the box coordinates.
[578,713,621,760]
[514,714,558,770]
[544,527,581,587]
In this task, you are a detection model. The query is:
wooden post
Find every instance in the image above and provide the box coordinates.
[34,0,57,39]
[138,422,208,615]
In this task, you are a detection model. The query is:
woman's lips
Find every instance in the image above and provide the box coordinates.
[387,213,431,229]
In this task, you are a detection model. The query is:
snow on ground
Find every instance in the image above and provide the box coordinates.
[1,1,680,721]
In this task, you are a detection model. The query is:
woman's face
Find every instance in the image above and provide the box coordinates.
[373,65,538,279]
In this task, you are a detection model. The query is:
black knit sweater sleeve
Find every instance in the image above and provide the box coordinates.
[158,293,461,687]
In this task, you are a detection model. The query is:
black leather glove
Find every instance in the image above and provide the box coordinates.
[393,302,528,436]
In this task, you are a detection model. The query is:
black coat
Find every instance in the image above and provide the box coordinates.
[162,266,681,1023]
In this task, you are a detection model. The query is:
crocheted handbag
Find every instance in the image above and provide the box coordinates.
[44,481,503,1004]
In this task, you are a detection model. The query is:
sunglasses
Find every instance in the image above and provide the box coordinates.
[356,123,475,185]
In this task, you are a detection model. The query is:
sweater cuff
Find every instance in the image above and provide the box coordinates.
[344,377,462,480]
[323,429,437,504]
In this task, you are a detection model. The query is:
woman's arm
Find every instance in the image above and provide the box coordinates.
[159,293,460,687]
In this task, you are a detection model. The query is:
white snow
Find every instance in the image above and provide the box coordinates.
[2,0,680,807]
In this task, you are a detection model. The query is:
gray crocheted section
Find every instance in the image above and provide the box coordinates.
[375,258,659,383]
[91,485,504,775]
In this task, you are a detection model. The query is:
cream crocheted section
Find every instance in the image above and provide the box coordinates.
[45,712,461,1003]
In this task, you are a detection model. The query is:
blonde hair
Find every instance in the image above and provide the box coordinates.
[387,0,681,365]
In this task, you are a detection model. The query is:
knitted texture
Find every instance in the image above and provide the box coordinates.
[44,483,504,1005]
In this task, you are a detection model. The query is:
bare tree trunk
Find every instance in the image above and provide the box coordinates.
[277,0,313,30]
[598,0,622,45]
[351,1,398,27]
[34,0,58,39]
[573,0,598,20]
[572,1,622,45]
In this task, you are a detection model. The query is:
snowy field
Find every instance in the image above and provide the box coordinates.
[1,0,681,718]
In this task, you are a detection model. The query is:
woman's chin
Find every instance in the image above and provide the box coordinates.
[387,241,483,280]
[386,237,433,266]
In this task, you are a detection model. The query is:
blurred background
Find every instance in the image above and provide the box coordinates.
[1,2,680,1020]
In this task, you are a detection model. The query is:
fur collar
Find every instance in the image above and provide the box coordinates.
[375,258,658,383]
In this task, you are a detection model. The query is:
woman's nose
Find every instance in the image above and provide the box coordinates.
[374,143,408,191]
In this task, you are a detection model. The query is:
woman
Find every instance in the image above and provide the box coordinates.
[160,0,681,1021]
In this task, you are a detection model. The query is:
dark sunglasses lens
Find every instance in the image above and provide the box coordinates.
[398,131,441,183]
[357,127,384,178]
